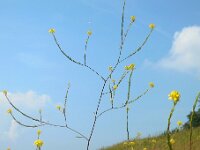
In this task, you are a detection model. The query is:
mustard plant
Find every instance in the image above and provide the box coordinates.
[167,90,181,150]
[189,92,200,150]
[34,129,44,150]
[2,0,155,149]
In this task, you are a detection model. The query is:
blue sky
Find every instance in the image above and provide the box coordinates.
[0,0,200,149]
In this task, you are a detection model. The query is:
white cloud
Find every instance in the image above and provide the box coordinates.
[6,120,19,140]
[157,26,200,75]
[0,91,51,141]
[0,91,51,110]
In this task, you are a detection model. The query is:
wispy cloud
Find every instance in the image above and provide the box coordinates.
[0,91,51,110]
[5,120,19,140]
[147,26,200,77]
[0,91,51,141]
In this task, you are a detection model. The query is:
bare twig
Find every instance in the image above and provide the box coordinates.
[63,83,70,126]
[52,34,105,81]
[5,95,88,141]
[120,29,153,63]
[97,88,151,119]
[84,35,90,65]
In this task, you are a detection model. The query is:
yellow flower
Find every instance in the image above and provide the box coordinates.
[7,148,11,150]
[149,23,155,29]
[149,82,155,88]
[143,148,147,150]
[37,130,42,136]
[56,105,62,111]
[111,79,115,83]
[130,16,136,22]
[34,139,44,147]
[177,120,183,126]
[48,28,55,34]
[125,64,135,71]
[170,138,175,145]
[7,109,12,114]
[87,31,92,36]
[129,141,135,145]
[123,142,128,145]
[113,85,118,90]
[152,139,157,144]
[2,90,8,96]
[168,90,180,103]
[108,66,113,71]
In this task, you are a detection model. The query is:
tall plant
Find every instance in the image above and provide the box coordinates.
[2,0,155,149]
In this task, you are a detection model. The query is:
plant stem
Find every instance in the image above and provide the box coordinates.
[167,103,176,150]
[189,92,200,150]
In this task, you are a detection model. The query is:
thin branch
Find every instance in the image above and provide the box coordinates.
[126,106,130,141]
[52,34,83,66]
[103,70,129,95]
[117,0,126,64]
[128,88,150,104]
[5,95,41,122]
[108,74,114,108]
[52,34,105,81]
[63,83,70,126]
[86,81,107,149]
[123,21,134,44]
[125,69,134,141]
[84,35,90,65]
[86,2,129,144]
[10,113,44,128]
[125,69,133,105]
[97,88,151,119]
[5,95,88,140]
[120,29,153,63]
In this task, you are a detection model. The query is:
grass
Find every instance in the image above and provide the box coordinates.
[100,127,200,150]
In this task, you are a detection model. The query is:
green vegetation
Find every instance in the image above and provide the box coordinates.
[184,108,200,129]
[101,127,200,150]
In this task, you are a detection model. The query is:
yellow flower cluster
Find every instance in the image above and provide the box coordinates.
[170,138,175,145]
[7,109,12,114]
[48,28,55,34]
[149,82,155,88]
[168,90,180,103]
[123,141,135,146]
[87,31,92,36]
[143,148,147,150]
[34,139,44,148]
[152,139,157,144]
[37,130,42,136]
[123,142,128,145]
[177,120,183,126]
[2,90,8,96]
[129,141,135,145]
[149,24,155,29]
[56,105,62,111]
[124,64,135,71]
[113,85,118,90]
[130,16,136,22]
[108,66,113,71]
